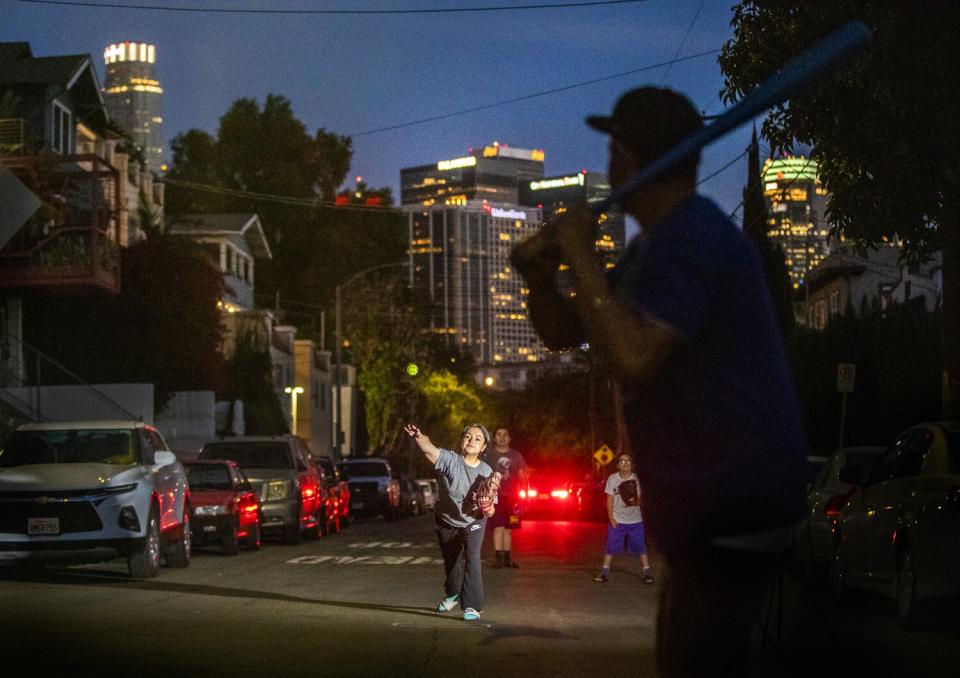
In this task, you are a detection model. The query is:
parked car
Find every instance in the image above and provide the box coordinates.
[830,421,960,627]
[792,447,883,585]
[415,479,437,511]
[338,457,400,520]
[398,478,424,517]
[0,421,191,578]
[314,454,350,528]
[198,436,324,544]
[183,460,262,555]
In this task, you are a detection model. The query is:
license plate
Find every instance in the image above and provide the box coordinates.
[353,501,364,510]
[203,525,217,532]
[28,517,60,536]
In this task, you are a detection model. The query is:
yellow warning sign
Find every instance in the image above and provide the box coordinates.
[593,444,614,466]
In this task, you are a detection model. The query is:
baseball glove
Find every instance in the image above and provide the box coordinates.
[474,471,503,512]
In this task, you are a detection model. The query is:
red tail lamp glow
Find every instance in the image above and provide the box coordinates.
[550,489,569,500]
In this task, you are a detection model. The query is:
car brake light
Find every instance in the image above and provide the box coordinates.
[526,488,538,498]
[823,492,850,518]
[519,489,527,499]
[302,486,316,499]
[551,489,569,500]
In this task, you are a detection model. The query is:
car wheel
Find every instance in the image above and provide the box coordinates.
[243,522,261,551]
[128,505,161,579]
[222,521,240,556]
[164,505,192,567]
[897,547,932,629]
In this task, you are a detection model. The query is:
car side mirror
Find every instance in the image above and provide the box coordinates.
[153,450,176,467]
[838,465,863,486]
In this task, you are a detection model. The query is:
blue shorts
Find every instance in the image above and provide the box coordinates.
[605,521,648,556]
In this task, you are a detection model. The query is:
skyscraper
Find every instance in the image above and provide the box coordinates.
[102,41,164,170]
[403,144,547,386]
[518,169,625,268]
[762,156,831,289]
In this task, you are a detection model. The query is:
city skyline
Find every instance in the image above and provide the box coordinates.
[1,0,759,232]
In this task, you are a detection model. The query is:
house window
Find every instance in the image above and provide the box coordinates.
[52,102,72,154]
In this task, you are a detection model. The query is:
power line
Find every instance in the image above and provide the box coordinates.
[696,148,747,187]
[15,0,653,15]
[660,0,705,83]
[349,50,717,136]
[163,178,400,213]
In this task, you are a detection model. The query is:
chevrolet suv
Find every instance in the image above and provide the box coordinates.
[0,421,192,578]
[198,436,323,544]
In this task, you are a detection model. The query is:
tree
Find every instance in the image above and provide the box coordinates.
[165,94,406,341]
[719,1,960,417]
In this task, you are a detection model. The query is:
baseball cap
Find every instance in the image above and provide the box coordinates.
[586,86,704,170]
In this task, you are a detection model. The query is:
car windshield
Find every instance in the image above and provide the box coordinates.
[340,462,389,479]
[0,429,138,467]
[199,442,294,469]
[186,464,233,490]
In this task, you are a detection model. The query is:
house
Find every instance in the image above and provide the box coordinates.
[0,41,162,393]
[804,246,942,328]
[165,212,271,312]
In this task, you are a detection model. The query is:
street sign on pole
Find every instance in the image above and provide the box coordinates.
[593,444,614,466]
[837,363,856,393]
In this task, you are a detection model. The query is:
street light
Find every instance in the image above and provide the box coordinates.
[334,260,410,459]
[284,386,304,436]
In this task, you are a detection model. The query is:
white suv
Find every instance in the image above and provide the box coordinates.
[0,421,192,578]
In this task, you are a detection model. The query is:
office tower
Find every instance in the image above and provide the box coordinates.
[400,142,544,206]
[406,201,545,375]
[518,169,626,267]
[762,156,830,289]
[102,41,164,170]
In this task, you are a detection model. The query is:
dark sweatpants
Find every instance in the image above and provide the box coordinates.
[656,544,777,677]
[435,518,487,611]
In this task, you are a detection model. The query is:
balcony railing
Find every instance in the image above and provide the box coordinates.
[0,153,121,294]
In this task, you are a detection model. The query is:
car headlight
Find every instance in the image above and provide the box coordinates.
[194,505,230,516]
[267,480,289,501]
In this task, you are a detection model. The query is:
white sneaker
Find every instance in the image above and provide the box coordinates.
[463,607,480,621]
[436,594,459,612]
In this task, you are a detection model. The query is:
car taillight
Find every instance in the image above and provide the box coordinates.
[526,488,539,498]
[302,485,317,500]
[551,489,569,500]
[823,492,851,518]
[239,497,259,514]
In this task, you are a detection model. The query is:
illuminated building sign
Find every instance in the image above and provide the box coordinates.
[490,207,527,220]
[529,174,584,191]
[437,156,477,171]
[480,145,545,162]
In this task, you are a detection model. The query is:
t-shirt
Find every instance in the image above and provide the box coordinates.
[434,448,494,528]
[607,195,808,553]
[605,472,643,525]
[486,448,527,499]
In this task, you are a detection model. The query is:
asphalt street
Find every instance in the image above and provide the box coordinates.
[0,512,957,677]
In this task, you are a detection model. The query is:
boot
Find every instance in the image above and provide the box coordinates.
[504,550,519,568]
[493,550,504,569]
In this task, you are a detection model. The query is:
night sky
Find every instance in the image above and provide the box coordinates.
[1,0,769,229]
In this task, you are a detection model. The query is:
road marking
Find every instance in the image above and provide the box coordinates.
[287,555,443,565]
[348,542,435,549]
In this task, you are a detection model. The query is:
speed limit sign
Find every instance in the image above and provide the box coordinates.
[836,363,856,393]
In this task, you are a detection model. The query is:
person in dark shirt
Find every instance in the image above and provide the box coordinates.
[515,86,808,676]
[486,427,528,568]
